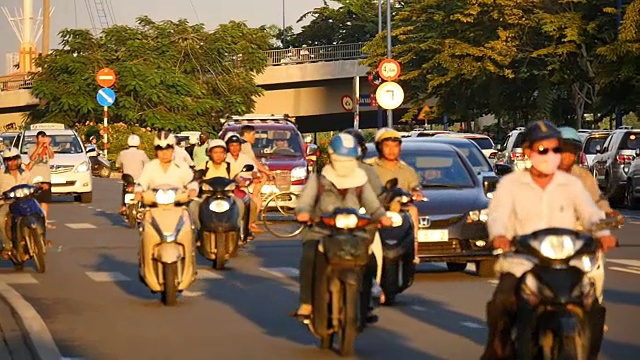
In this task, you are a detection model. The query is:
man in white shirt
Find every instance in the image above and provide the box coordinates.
[116,135,150,214]
[174,139,194,168]
[0,148,33,257]
[481,121,617,360]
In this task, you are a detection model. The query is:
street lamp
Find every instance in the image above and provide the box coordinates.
[282,0,286,48]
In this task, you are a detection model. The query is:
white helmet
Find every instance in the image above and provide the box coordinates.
[127,134,141,147]
[2,147,19,159]
[153,131,176,149]
[189,135,198,145]
[207,139,227,151]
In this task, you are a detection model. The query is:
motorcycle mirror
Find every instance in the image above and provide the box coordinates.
[240,164,255,172]
[121,174,135,184]
[384,178,398,189]
[193,169,205,181]
[482,176,498,194]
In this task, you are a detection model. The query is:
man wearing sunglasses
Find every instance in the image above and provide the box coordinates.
[481,120,618,360]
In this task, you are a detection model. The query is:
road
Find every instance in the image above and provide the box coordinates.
[2,177,640,359]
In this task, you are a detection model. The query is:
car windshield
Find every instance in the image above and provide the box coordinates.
[1,134,16,148]
[252,129,303,157]
[401,151,475,188]
[584,136,607,154]
[443,142,492,173]
[468,137,494,149]
[21,134,84,154]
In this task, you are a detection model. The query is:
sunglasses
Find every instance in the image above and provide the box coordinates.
[534,146,562,155]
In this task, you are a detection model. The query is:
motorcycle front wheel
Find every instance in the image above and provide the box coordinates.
[337,282,359,356]
[161,263,178,306]
[30,228,46,273]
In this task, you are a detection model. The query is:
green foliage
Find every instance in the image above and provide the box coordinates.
[75,123,156,164]
[30,17,271,133]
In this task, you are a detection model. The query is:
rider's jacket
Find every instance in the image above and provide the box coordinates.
[116,148,149,181]
[367,157,420,193]
[570,165,613,213]
[225,153,255,178]
[358,162,383,196]
[0,168,32,193]
[135,159,197,192]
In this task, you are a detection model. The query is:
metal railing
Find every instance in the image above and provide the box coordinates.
[264,43,367,66]
[0,77,33,91]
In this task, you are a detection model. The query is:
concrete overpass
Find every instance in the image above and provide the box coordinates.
[0,43,411,132]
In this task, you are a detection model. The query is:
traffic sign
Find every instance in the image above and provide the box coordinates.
[378,59,401,81]
[97,87,116,107]
[368,71,382,87]
[375,82,404,110]
[341,95,354,112]
[358,93,377,107]
[96,68,116,88]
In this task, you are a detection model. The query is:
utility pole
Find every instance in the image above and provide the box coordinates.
[377,0,383,128]
[282,0,286,48]
[615,0,623,129]
[42,0,50,55]
[386,0,393,127]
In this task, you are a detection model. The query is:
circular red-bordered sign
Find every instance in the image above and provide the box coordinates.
[96,68,116,88]
[377,59,401,81]
[341,95,354,112]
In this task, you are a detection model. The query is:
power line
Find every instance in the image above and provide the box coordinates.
[189,0,200,23]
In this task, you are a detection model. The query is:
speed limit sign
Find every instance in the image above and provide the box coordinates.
[377,59,401,81]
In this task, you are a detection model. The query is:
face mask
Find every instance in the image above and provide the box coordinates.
[330,157,357,177]
[529,151,561,175]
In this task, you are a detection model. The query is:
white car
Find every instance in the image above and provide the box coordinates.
[14,123,93,203]
[432,133,498,163]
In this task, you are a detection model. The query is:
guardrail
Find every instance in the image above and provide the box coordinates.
[0,77,33,91]
[265,42,367,66]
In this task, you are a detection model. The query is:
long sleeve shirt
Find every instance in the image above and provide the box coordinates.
[135,159,198,192]
[115,148,149,181]
[570,165,613,213]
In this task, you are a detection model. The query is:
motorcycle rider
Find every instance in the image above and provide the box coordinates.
[115,134,150,215]
[0,148,33,258]
[368,128,423,263]
[293,133,392,318]
[185,136,197,158]
[482,120,617,360]
[188,139,245,236]
[174,139,195,168]
[134,131,198,199]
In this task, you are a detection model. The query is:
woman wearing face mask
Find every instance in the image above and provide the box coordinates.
[480,120,617,360]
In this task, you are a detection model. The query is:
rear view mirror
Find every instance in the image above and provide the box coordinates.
[121,174,135,184]
[305,144,318,156]
[494,144,503,151]
[240,164,255,173]
[494,163,513,176]
[482,176,498,194]
[635,148,640,157]
[384,178,398,189]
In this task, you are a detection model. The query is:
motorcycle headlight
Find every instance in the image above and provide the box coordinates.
[291,166,307,182]
[16,187,34,197]
[400,195,411,203]
[358,207,366,214]
[155,189,176,205]
[538,235,579,260]
[334,213,359,229]
[75,161,89,172]
[386,211,403,227]
[209,199,230,213]
[467,209,489,223]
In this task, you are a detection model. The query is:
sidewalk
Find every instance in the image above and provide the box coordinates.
[0,296,35,360]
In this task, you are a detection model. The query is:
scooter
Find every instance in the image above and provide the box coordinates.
[121,174,144,229]
[378,178,416,305]
[195,164,253,270]
[2,183,47,272]
[503,218,619,360]
[301,208,372,357]
[86,145,111,178]
[139,185,197,306]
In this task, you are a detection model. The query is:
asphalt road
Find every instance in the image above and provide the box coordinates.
[2,177,640,359]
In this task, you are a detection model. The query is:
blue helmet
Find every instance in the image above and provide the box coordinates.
[328,133,360,159]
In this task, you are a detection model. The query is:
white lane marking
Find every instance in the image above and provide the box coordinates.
[607,259,640,267]
[487,279,499,284]
[87,206,93,209]
[181,290,204,297]
[0,274,38,284]
[65,223,97,229]
[95,208,103,212]
[609,267,640,275]
[196,270,223,280]
[629,221,640,225]
[46,220,56,223]
[460,321,485,329]
[411,305,427,312]
[260,267,300,278]
[0,283,63,359]
[85,271,131,282]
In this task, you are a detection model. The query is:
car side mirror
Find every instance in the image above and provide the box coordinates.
[635,148,640,157]
[384,178,398,189]
[494,163,513,176]
[305,144,318,156]
[240,164,255,173]
[494,144,503,151]
[595,145,602,154]
[482,176,498,194]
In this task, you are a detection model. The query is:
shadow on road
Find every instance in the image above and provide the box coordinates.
[92,209,130,228]
[92,253,156,301]
[604,288,640,307]
[602,338,640,359]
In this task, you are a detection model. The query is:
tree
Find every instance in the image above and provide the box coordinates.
[260,24,298,49]
[294,0,379,46]
[29,16,271,132]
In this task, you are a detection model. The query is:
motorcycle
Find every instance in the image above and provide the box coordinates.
[121,174,144,229]
[139,185,197,306]
[86,145,111,178]
[194,164,254,270]
[301,208,372,357]
[2,183,47,272]
[377,178,416,305]
[503,218,620,360]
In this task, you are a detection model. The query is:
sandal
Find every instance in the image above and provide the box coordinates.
[46,224,56,230]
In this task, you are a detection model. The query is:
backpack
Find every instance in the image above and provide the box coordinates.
[314,174,365,207]
[204,160,231,178]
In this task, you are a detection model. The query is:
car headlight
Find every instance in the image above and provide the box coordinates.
[467,209,489,222]
[209,199,230,213]
[386,211,403,227]
[335,213,359,229]
[539,235,579,260]
[155,189,176,205]
[291,166,307,181]
[75,161,89,172]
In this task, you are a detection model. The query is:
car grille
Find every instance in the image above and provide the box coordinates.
[273,170,291,191]
[50,165,74,174]
[418,239,462,254]
[419,215,465,229]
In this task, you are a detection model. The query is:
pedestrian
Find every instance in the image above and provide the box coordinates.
[193,132,209,169]
[28,131,54,229]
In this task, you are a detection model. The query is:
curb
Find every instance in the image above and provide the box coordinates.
[0,283,62,360]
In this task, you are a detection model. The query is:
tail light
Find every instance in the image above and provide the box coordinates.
[510,152,525,161]
[489,151,498,159]
[579,152,588,167]
[616,154,634,164]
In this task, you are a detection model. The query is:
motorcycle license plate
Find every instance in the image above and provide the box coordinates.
[417,229,448,242]
[124,194,135,204]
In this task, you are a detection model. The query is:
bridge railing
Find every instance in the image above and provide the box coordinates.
[264,42,367,66]
[0,77,33,91]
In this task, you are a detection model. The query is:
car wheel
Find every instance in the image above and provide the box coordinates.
[99,167,111,178]
[476,260,496,278]
[80,192,92,203]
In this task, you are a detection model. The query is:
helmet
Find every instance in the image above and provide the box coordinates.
[2,147,20,160]
[328,133,360,159]
[559,126,582,151]
[342,128,367,159]
[374,127,402,154]
[127,134,141,147]
[224,132,242,146]
[189,135,198,145]
[207,139,227,151]
[153,131,176,149]
[524,120,561,146]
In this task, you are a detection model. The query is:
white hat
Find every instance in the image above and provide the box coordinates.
[127,134,141,147]
[207,139,227,151]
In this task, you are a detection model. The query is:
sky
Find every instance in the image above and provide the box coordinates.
[1,0,324,72]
